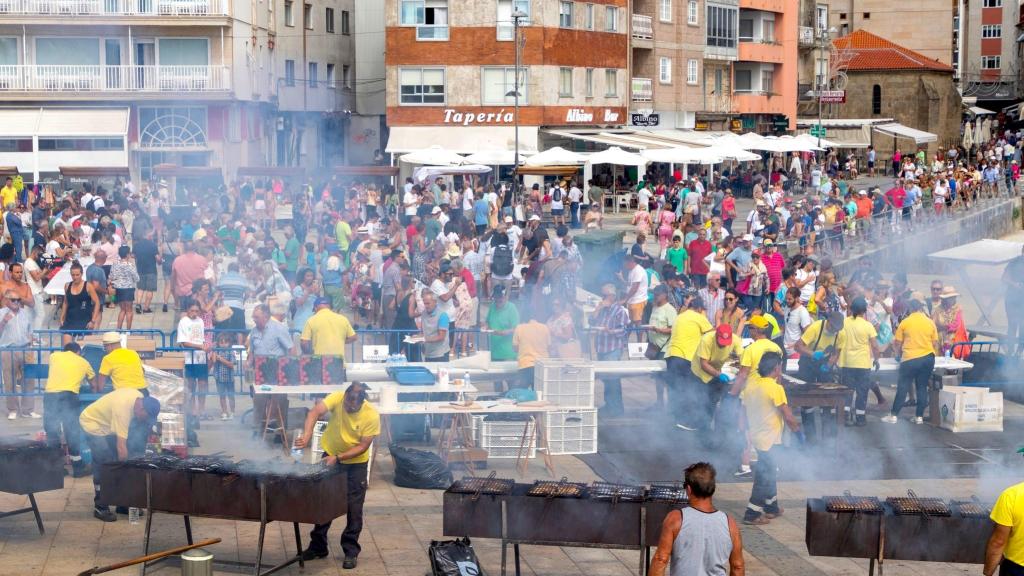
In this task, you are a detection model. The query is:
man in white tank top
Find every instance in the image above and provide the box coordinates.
[649,463,745,576]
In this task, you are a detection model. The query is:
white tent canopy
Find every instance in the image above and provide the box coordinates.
[412,164,492,183]
[399,145,466,166]
[642,147,724,165]
[586,146,649,166]
[464,150,532,165]
[701,144,761,162]
[873,123,937,144]
[523,146,588,166]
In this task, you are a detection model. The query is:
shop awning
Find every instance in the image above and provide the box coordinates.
[385,126,539,154]
[59,166,130,179]
[236,166,306,178]
[333,165,400,176]
[0,107,129,137]
[153,164,223,179]
[872,122,937,144]
[794,125,872,148]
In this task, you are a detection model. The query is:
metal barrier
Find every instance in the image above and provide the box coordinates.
[35,329,168,348]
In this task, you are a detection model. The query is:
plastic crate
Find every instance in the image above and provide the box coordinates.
[480,417,536,459]
[533,358,595,408]
[544,409,598,455]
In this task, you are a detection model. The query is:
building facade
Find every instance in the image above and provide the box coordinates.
[383,0,629,157]
[0,0,355,183]
[959,0,1020,101]
[826,0,954,65]
[734,0,798,131]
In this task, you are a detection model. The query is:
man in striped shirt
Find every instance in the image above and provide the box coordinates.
[215,262,252,344]
[699,272,726,326]
[592,284,631,418]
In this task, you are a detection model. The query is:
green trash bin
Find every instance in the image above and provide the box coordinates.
[574,230,626,293]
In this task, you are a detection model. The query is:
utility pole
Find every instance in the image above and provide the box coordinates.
[512,9,527,206]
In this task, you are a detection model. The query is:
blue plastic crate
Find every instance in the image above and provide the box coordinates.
[385,365,436,385]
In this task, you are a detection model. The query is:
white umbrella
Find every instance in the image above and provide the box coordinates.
[962,122,974,150]
[974,120,983,147]
[523,146,587,166]
[981,117,992,143]
[464,150,532,165]
[642,147,723,165]
[400,145,466,166]
[702,144,761,162]
[587,146,649,166]
[413,164,492,183]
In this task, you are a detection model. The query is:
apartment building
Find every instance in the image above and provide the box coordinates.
[959,0,1020,100]
[383,0,628,157]
[734,0,798,132]
[0,0,354,183]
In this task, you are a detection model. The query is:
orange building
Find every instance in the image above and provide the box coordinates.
[734,0,798,131]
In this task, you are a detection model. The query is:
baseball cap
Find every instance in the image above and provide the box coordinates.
[141,396,161,420]
[858,189,868,195]
[504,215,513,223]
[741,234,754,242]
[431,206,442,214]
[763,239,774,246]
[715,324,733,346]
[102,331,121,344]
[748,315,770,330]
[313,297,332,308]
[529,214,541,222]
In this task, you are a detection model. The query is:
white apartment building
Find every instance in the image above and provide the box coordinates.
[0,0,355,184]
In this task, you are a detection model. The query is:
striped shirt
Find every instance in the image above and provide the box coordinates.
[592,304,630,355]
[699,287,725,326]
[216,272,252,309]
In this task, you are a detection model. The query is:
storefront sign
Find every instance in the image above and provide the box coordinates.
[694,121,710,131]
[819,90,846,103]
[566,108,621,123]
[631,113,660,127]
[443,109,515,125]
[730,119,743,133]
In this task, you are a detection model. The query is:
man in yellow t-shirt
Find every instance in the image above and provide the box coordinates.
[295,382,379,569]
[97,332,147,392]
[513,315,551,388]
[43,342,95,477]
[730,315,782,396]
[79,387,160,522]
[690,324,743,432]
[0,177,15,210]
[300,298,357,358]
[664,298,713,431]
[740,351,799,525]
[839,297,878,426]
[986,478,1024,576]
[885,296,939,425]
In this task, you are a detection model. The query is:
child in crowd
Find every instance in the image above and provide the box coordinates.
[209,331,236,421]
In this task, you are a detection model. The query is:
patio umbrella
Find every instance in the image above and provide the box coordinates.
[980,117,992,144]
[642,147,723,165]
[399,145,466,166]
[701,144,761,162]
[464,150,532,165]
[962,123,974,150]
[413,164,492,183]
[523,146,587,167]
[586,146,649,166]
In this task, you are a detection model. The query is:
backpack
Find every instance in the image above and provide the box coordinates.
[552,186,563,203]
[491,244,514,277]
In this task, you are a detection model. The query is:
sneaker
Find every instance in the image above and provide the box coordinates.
[743,516,770,525]
[765,507,785,519]
[912,417,924,425]
[7,411,15,420]
[93,507,117,522]
[342,557,358,570]
[26,412,41,419]
[228,413,235,420]
[220,413,229,421]
[881,415,898,424]
[72,464,92,478]
[299,548,329,561]
[675,423,697,431]
[734,465,752,478]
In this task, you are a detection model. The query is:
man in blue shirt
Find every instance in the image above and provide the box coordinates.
[473,195,490,235]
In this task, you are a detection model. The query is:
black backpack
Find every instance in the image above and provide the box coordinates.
[552,186,563,202]
[491,244,514,276]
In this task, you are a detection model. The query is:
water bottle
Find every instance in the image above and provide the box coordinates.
[461,372,471,404]
[128,507,140,525]
[291,431,304,461]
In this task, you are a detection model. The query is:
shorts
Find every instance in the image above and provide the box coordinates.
[867,161,875,169]
[551,208,564,216]
[627,302,645,323]
[215,378,234,396]
[138,273,157,292]
[115,288,136,303]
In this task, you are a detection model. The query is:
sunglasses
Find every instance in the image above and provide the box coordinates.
[7,298,21,303]
[725,297,736,302]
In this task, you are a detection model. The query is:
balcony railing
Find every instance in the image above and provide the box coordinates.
[799,26,815,46]
[0,65,230,92]
[0,0,227,15]
[632,14,653,39]
[631,77,652,101]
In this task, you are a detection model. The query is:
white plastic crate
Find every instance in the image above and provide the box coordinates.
[533,358,596,408]
[544,409,598,455]
[480,417,537,459]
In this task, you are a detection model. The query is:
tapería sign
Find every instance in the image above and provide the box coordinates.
[566,108,621,123]
[443,109,515,125]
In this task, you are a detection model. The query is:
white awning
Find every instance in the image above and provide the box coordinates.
[873,122,937,144]
[385,126,539,154]
[968,106,996,116]
[0,107,129,137]
[795,125,872,148]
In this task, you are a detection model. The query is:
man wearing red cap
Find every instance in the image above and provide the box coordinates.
[690,324,743,433]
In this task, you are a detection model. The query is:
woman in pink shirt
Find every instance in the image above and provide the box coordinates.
[761,240,786,294]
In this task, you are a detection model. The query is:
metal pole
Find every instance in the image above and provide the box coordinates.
[513,12,521,210]
[816,33,823,149]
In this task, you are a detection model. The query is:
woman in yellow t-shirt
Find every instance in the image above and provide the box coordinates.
[838,297,878,427]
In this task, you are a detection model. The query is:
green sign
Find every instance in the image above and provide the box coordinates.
[809,125,827,137]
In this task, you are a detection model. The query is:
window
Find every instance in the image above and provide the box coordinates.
[497,0,530,41]
[983,0,1001,7]
[760,68,773,93]
[284,59,295,86]
[761,16,774,42]
[559,1,573,27]
[739,17,753,40]
[706,5,737,48]
[342,64,351,88]
[982,24,1002,38]
[815,5,827,30]
[400,0,449,40]
[688,0,698,24]
[326,7,335,32]
[34,38,100,65]
[38,138,123,151]
[157,38,209,65]
[399,67,445,104]
[583,68,593,96]
[0,38,16,65]
[659,57,672,83]
[605,6,619,31]
[659,0,671,22]
[482,66,528,104]
[982,55,1001,68]
[326,63,336,87]
[871,84,881,114]
[734,68,751,91]
[714,67,722,94]
[559,67,573,96]
[862,12,870,18]
[605,69,617,96]
[303,3,312,29]
[583,3,593,29]
[687,59,698,84]
[284,1,293,26]
[839,12,846,19]
[342,10,350,34]
[308,62,318,87]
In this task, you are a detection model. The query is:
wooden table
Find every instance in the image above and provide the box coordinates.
[784,383,854,452]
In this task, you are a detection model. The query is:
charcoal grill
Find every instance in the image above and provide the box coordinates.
[590,482,645,503]
[0,437,65,534]
[450,474,515,497]
[806,496,994,574]
[526,478,587,498]
[646,482,688,504]
[101,455,348,576]
[951,499,989,518]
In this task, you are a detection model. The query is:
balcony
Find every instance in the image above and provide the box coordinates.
[0,0,228,16]
[738,40,785,63]
[799,26,815,46]
[732,91,785,115]
[632,77,653,102]
[632,14,653,49]
[0,65,230,92]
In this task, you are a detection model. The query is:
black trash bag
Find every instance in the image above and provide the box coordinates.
[391,444,453,489]
[429,537,482,576]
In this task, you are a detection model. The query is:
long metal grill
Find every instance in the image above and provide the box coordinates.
[646,482,688,504]
[449,475,514,496]
[823,494,883,514]
[886,492,951,516]
[589,482,644,503]
[526,479,587,498]
[951,499,989,518]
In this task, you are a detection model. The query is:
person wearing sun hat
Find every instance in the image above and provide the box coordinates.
[96,331,147,393]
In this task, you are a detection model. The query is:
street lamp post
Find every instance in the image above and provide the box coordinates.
[815,27,836,149]
[512,9,527,207]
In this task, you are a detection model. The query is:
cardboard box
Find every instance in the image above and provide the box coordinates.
[938,386,1003,433]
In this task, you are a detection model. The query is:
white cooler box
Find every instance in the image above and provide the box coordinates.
[938,386,1003,433]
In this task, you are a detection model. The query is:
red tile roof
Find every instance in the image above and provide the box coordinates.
[832,30,954,72]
